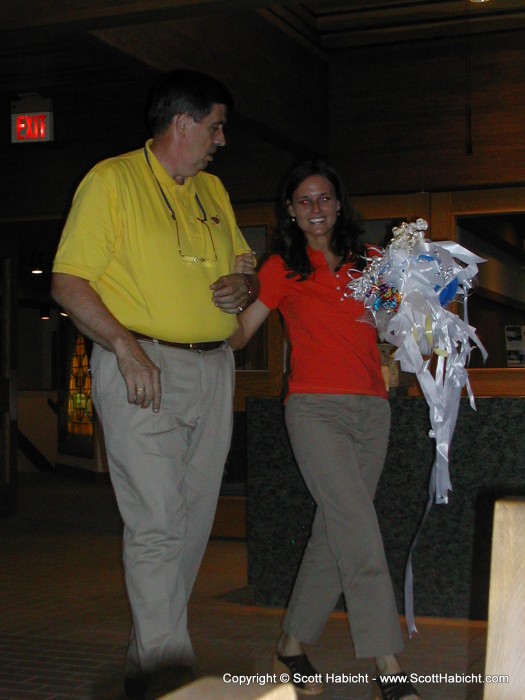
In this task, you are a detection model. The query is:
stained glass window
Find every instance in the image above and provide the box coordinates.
[66,334,93,436]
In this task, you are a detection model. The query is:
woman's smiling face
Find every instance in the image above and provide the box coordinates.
[288,175,340,249]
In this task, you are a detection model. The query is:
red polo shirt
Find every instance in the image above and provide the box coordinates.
[258,249,387,399]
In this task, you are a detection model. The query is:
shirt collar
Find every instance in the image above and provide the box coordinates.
[306,246,328,265]
[144,139,195,193]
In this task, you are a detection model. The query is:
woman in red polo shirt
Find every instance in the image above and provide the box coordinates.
[229,160,420,700]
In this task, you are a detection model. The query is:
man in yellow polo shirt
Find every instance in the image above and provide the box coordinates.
[51,70,257,699]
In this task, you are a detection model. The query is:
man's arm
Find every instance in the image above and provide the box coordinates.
[211,251,259,313]
[51,273,162,412]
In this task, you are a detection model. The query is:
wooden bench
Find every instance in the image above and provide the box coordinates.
[484,498,525,699]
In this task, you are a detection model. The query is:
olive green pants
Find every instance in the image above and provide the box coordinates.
[283,393,403,659]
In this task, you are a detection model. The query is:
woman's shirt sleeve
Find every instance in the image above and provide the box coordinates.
[258,255,288,311]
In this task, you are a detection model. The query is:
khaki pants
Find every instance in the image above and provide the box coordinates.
[91,340,235,675]
[283,394,403,659]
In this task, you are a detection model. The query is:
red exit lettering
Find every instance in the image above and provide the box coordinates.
[16,114,48,141]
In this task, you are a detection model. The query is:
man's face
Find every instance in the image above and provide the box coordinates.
[180,103,227,177]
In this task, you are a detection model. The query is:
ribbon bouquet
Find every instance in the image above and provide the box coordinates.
[345,218,487,634]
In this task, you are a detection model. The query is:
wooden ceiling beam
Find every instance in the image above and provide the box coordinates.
[1,0,275,30]
[0,0,280,46]
[320,13,525,50]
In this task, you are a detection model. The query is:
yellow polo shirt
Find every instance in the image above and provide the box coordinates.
[53,140,251,342]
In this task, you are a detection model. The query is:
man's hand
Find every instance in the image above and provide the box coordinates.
[113,336,162,412]
[52,273,162,411]
[210,272,255,314]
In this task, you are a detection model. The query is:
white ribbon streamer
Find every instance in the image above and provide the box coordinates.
[345,219,487,635]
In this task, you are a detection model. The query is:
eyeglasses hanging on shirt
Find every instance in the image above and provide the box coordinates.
[144,147,218,265]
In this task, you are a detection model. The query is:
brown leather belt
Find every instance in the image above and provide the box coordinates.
[131,332,225,352]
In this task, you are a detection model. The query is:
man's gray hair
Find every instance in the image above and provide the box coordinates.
[146,69,234,135]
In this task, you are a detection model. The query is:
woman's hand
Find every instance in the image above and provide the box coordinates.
[233,252,256,274]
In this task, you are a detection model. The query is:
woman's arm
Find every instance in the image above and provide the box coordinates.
[228,299,271,350]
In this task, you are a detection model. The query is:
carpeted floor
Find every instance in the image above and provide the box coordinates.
[0,473,489,699]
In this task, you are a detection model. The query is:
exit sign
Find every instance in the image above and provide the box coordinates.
[11,112,54,143]
[11,95,54,143]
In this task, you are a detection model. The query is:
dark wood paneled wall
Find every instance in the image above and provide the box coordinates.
[2,16,329,219]
[330,30,525,195]
[2,81,294,221]
[93,12,329,162]
[3,70,154,220]
[3,27,525,221]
